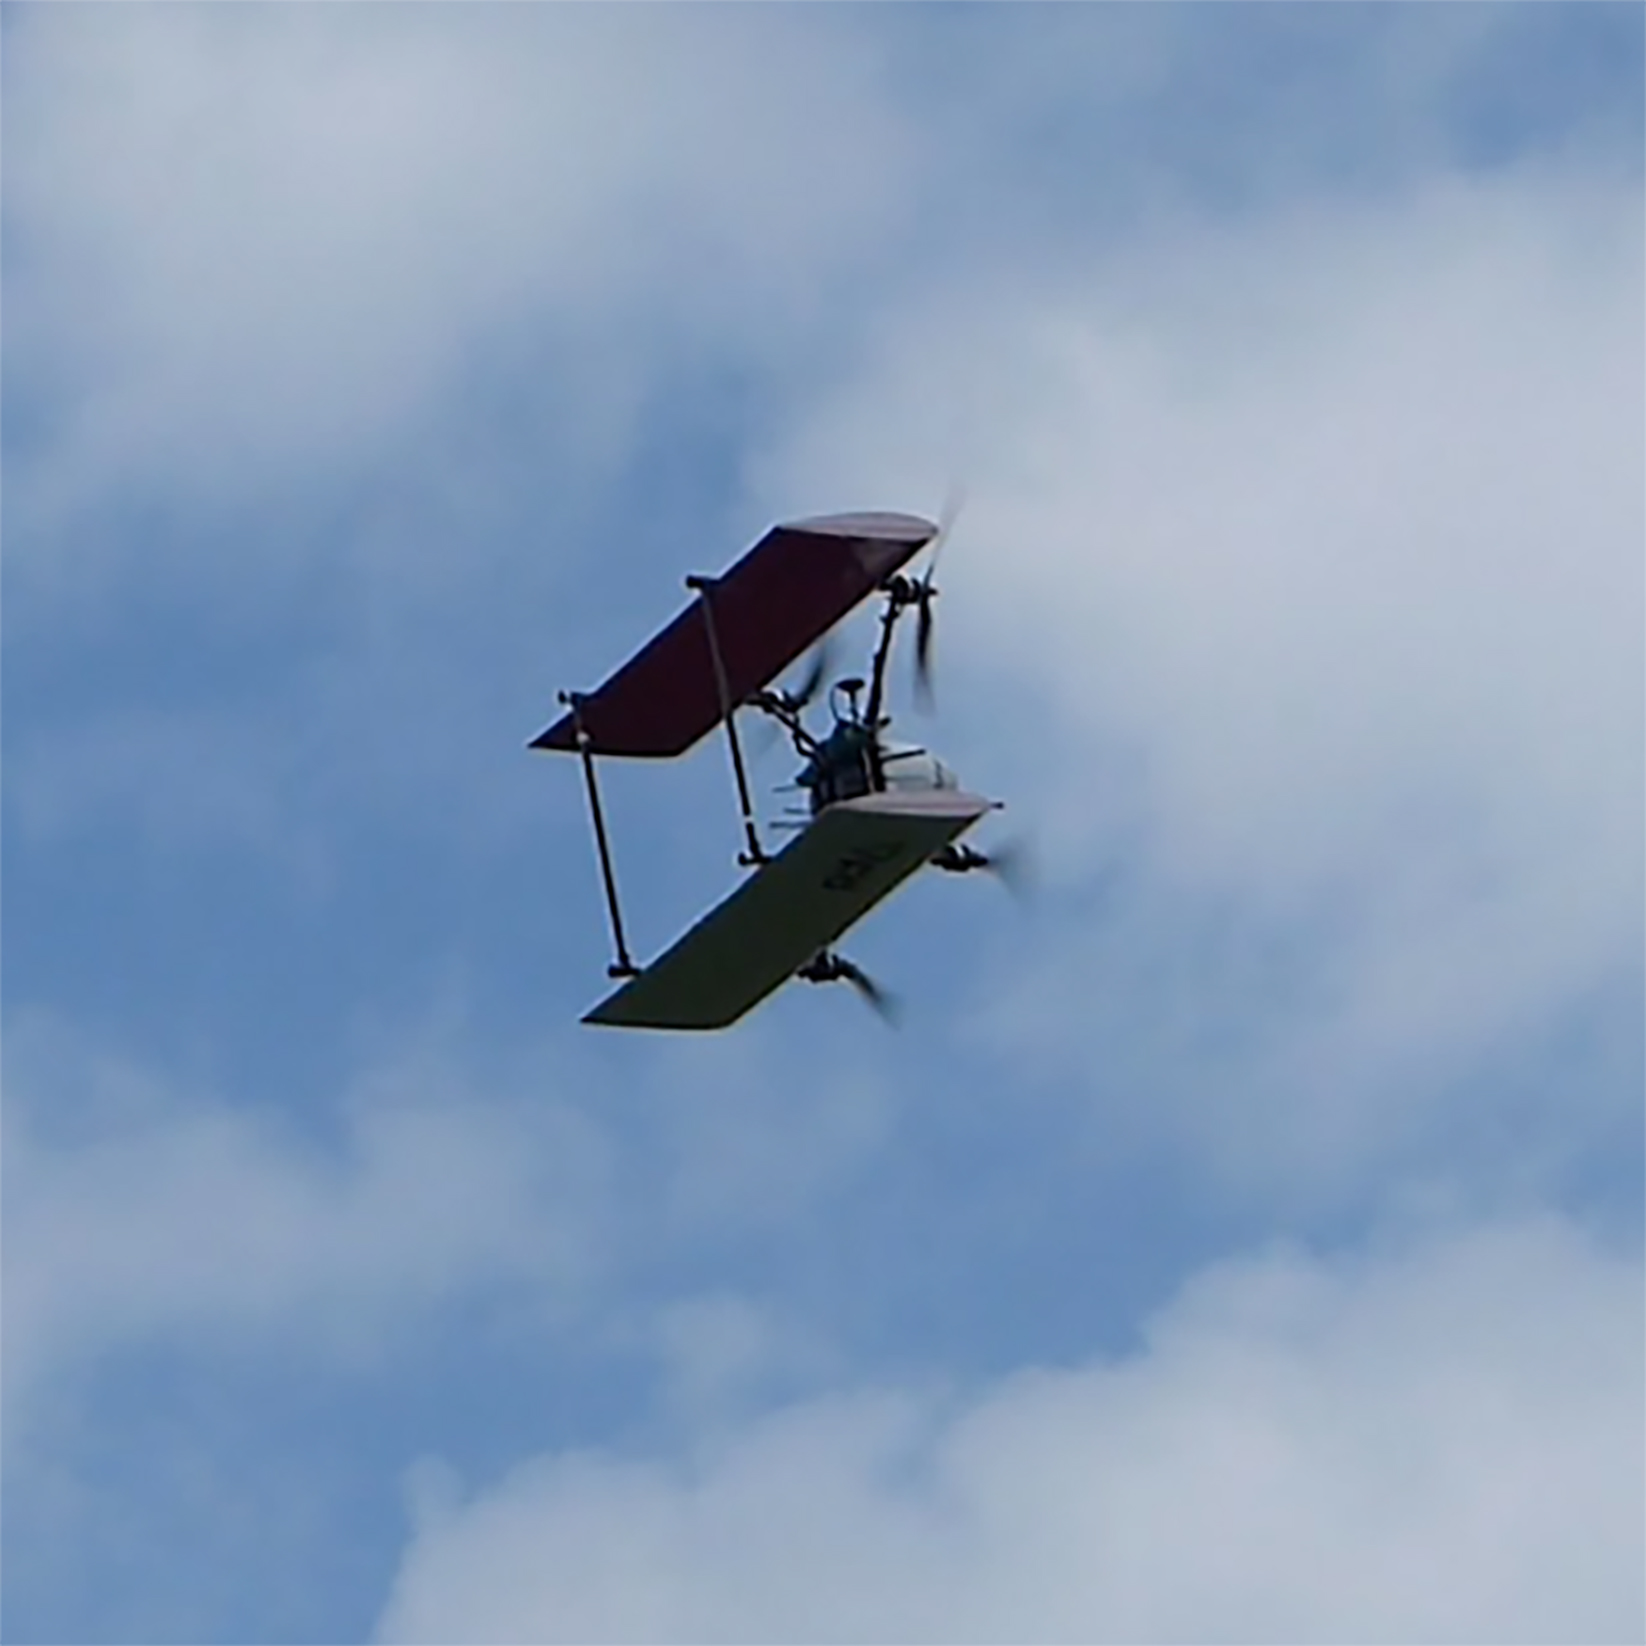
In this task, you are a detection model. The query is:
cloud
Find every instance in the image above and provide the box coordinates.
[18,8,1619,603]
[376,1211,1643,1645]
[0,1005,916,1643]
[746,162,1643,1200]
[1,1003,912,1437]
[6,14,1639,1644]
[10,9,1637,905]
[2,1009,612,1424]
[754,167,1640,899]
[1,4,944,882]
[5,5,925,588]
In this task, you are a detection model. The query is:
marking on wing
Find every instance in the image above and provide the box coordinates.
[820,838,909,892]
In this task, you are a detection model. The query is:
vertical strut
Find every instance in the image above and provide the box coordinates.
[862,583,907,791]
[686,574,767,866]
[560,692,639,978]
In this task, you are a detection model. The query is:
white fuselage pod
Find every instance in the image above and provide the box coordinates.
[879,743,960,796]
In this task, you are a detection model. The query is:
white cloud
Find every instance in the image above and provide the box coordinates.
[376,1211,1644,1645]
[11,8,1614,601]
[754,168,1639,897]
[1,1008,909,1434]
[645,1292,840,1429]
[6,6,925,584]
[7,14,1639,1645]
[12,10,1636,923]
[2,1009,613,1424]
[745,163,1642,1197]
[0,1001,934,1646]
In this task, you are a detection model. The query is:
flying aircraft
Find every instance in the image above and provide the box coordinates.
[530,510,1013,1029]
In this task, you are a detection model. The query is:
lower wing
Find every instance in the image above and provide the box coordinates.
[583,789,995,1030]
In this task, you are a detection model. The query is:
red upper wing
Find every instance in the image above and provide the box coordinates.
[531,511,936,758]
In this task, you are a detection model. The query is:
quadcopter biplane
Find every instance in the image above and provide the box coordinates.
[531,510,1012,1029]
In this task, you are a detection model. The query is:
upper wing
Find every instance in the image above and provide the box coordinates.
[531,512,935,759]
[583,789,995,1030]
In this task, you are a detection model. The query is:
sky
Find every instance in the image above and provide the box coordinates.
[3,6,1642,1644]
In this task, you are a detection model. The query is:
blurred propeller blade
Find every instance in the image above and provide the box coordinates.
[838,956,901,1026]
[910,487,962,714]
[933,836,1036,900]
[786,628,829,707]
[980,835,1034,901]
[801,950,900,1025]
[913,597,937,711]
[791,636,832,711]
[749,636,833,764]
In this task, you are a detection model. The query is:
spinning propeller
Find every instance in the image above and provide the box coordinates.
[746,636,834,761]
[859,490,963,739]
[933,838,1034,900]
[797,949,900,1025]
[911,551,941,711]
[770,635,833,717]
[911,488,962,711]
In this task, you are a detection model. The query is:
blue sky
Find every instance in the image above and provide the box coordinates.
[4,7,1642,1643]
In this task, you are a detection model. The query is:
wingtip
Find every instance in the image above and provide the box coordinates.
[782,510,939,544]
[528,721,572,752]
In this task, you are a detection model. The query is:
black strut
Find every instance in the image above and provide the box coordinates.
[686,574,767,867]
[560,691,639,978]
